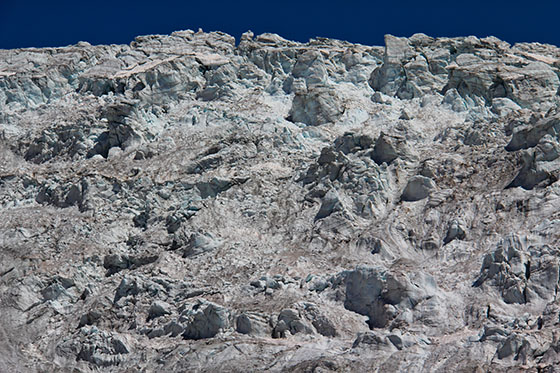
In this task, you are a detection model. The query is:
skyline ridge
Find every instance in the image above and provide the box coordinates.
[1,1,558,49]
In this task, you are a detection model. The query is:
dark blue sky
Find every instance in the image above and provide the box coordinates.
[1,1,558,49]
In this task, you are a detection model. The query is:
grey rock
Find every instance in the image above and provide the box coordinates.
[445,57,559,108]
[146,327,166,339]
[103,254,129,275]
[196,177,237,199]
[41,283,67,301]
[73,327,131,367]
[132,210,150,229]
[315,189,343,221]
[148,301,172,320]
[497,334,527,359]
[507,150,557,190]
[301,303,337,337]
[506,115,560,152]
[78,311,102,327]
[371,91,390,104]
[272,308,313,338]
[333,132,373,155]
[344,266,437,328]
[421,236,440,251]
[491,98,521,116]
[291,50,328,87]
[371,133,404,165]
[473,235,560,304]
[442,88,468,112]
[352,331,391,348]
[103,253,158,276]
[443,220,466,244]
[288,86,344,126]
[480,325,510,342]
[163,321,184,337]
[387,334,406,350]
[370,36,424,99]
[506,119,560,189]
[173,231,222,258]
[399,109,413,120]
[181,300,230,340]
[236,313,271,336]
[261,275,282,289]
[3,30,560,372]
[35,181,86,210]
[401,176,436,201]
[113,277,141,304]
